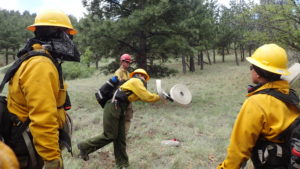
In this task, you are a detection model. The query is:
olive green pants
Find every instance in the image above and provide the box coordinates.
[124,103,133,136]
[78,101,128,168]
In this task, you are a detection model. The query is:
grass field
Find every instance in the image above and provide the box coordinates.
[0,56,254,169]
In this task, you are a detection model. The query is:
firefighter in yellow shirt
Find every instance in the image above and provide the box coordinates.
[114,54,131,82]
[4,9,79,169]
[216,44,300,169]
[114,54,133,136]
[78,68,161,169]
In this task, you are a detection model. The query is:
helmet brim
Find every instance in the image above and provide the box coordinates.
[27,25,77,35]
[246,57,290,75]
[129,72,150,81]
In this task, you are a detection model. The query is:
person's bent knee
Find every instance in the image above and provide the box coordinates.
[104,132,118,140]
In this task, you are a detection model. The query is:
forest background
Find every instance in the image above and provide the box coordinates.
[1,0,300,168]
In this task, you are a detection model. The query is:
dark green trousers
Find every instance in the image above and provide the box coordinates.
[78,101,128,167]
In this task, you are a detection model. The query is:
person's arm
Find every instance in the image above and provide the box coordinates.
[20,59,61,162]
[130,78,160,102]
[217,97,264,169]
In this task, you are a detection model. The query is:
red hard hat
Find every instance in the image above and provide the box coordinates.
[120,54,132,63]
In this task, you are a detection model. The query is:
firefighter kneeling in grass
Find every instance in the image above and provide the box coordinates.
[77,68,161,169]
[217,44,300,169]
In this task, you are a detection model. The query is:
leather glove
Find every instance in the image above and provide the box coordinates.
[162,91,173,102]
[44,159,62,169]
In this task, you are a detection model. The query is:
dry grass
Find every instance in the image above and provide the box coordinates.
[61,58,253,169]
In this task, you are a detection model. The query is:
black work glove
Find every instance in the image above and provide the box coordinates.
[162,91,173,102]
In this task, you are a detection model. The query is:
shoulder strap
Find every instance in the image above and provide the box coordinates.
[255,88,300,141]
[255,88,300,109]
[0,50,64,93]
[278,116,300,141]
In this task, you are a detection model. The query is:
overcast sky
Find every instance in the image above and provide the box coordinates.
[0,0,259,19]
[0,0,87,19]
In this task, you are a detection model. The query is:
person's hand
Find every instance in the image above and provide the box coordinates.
[44,158,62,169]
[162,91,173,102]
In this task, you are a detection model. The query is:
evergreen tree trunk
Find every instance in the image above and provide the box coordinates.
[13,48,16,60]
[197,51,200,65]
[205,45,211,65]
[5,48,8,65]
[189,55,195,72]
[200,51,204,70]
[234,43,239,66]
[222,47,225,62]
[95,58,99,69]
[213,47,216,63]
[150,57,154,66]
[136,31,147,70]
[248,47,252,57]
[240,45,245,62]
[182,55,186,74]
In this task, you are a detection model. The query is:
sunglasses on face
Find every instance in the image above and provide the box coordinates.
[250,65,254,70]
[122,60,131,64]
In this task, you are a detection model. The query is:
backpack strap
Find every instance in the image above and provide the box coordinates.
[0,50,64,93]
[278,116,300,141]
[254,88,300,140]
[255,88,300,110]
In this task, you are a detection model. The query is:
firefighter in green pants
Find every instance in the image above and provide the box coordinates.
[77,68,161,169]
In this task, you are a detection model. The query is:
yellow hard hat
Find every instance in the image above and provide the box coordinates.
[27,9,77,35]
[0,141,19,169]
[246,44,290,75]
[130,68,150,81]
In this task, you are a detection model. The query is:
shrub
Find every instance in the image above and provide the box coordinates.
[148,64,178,78]
[62,62,96,80]
[100,61,120,75]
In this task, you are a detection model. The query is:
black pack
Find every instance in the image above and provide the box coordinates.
[95,76,120,108]
[251,88,300,169]
[0,96,12,140]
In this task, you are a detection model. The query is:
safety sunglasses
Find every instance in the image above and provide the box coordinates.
[250,65,254,70]
[122,60,131,64]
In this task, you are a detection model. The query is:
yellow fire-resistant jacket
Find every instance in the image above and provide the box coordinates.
[217,80,300,169]
[7,44,67,161]
[120,78,160,102]
[114,67,130,81]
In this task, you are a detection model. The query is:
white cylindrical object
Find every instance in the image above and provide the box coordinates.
[282,63,300,85]
[156,79,163,95]
[169,84,192,105]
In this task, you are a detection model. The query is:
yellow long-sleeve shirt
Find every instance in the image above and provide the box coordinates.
[217,80,300,169]
[120,78,160,103]
[114,67,130,82]
[7,47,66,161]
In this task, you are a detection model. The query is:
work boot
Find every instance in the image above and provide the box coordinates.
[77,144,89,161]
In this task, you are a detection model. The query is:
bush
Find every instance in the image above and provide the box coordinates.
[62,62,96,80]
[100,61,120,75]
[148,64,178,78]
